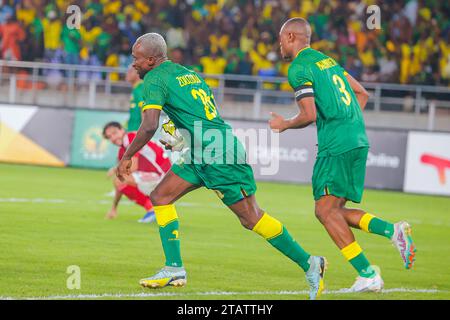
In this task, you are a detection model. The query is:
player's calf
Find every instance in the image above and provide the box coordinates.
[358,213,394,239]
[229,196,327,299]
[251,212,327,299]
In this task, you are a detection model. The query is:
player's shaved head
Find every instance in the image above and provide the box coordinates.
[279,18,312,61]
[132,32,168,79]
[134,33,168,59]
[280,18,312,43]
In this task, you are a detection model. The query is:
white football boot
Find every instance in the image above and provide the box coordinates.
[349,272,384,293]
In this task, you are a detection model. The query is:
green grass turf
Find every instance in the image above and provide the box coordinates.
[0,163,449,300]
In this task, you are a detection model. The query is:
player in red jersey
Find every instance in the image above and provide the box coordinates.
[103,121,171,223]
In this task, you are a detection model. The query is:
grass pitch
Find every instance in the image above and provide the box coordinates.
[0,163,449,300]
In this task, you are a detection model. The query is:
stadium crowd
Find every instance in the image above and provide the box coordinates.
[0,0,449,87]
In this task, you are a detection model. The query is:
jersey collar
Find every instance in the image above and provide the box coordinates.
[144,59,171,79]
[132,80,143,88]
[295,46,311,58]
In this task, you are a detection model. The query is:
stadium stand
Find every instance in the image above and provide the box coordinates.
[1,0,449,132]
[0,0,449,86]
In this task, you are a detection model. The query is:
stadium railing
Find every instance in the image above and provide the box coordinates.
[1,60,449,131]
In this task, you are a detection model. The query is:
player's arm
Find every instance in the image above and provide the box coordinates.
[269,96,316,132]
[130,154,139,172]
[117,109,161,180]
[105,189,123,219]
[112,189,123,209]
[270,64,316,132]
[345,72,369,111]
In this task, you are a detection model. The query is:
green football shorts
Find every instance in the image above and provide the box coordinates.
[172,160,257,207]
[312,147,369,203]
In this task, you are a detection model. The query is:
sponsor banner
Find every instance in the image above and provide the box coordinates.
[404,131,450,196]
[229,120,317,183]
[365,130,407,190]
[0,104,72,166]
[70,110,129,169]
[228,120,406,190]
[0,104,412,193]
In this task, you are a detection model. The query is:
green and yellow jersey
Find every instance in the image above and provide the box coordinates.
[127,80,144,131]
[288,47,369,157]
[141,60,240,163]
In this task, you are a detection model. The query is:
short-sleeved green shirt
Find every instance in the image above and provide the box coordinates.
[288,47,369,157]
[61,25,81,54]
[127,80,144,131]
[141,60,242,164]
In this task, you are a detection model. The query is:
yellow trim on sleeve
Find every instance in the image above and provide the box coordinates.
[252,213,283,240]
[142,104,163,111]
[154,204,178,227]
[359,213,375,233]
[343,70,349,76]
[304,81,313,86]
[341,241,363,261]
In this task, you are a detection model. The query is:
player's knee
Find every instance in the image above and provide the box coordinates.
[113,177,124,189]
[149,190,170,206]
[239,218,254,230]
[315,203,342,225]
[315,204,330,224]
[239,208,263,230]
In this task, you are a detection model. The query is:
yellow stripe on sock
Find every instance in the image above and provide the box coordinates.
[252,213,283,240]
[341,241,363,261]
[359,213,375,233]
[154,204,178,227]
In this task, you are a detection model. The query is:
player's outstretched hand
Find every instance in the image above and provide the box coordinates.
[269,112,287,133]
[116,158,132,182]
[159,139,173,151]
[105,208,118,220]
[107,167,116,178]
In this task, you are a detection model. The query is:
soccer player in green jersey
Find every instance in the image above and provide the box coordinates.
[269,18,416,292]
[116,33,327,300]
[126,65,145,131]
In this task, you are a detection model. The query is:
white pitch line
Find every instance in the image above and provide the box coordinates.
[2,197,449,226]
[0,288,446,300]
[0,198,223,209]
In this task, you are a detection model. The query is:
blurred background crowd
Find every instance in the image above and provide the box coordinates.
[0,0,449,88]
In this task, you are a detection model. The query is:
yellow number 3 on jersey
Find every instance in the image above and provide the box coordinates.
[191,88,218,120]
[332,74,352,106]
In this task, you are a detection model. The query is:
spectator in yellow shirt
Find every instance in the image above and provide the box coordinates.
[240,27,257,53]
[400,43,412,84]
[200,51,227,88]
[80,18,102,49]
[105,49,119,82]
[359,42,377,68]
[16,0,35,26]
[439,34,450,82]
[42,10,62,61]
[209,28,230,54]
[102,0,121,16]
